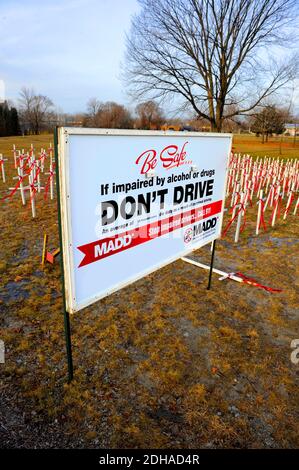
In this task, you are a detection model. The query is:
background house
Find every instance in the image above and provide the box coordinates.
[284,123,299,136]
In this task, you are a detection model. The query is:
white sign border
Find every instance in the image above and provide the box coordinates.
[57,127,232,313]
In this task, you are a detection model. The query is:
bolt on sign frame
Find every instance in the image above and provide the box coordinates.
[55,127,232,381]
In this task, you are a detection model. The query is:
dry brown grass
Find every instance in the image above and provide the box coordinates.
[232,134,299,159]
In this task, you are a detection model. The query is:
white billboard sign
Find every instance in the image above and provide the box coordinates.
[57,128,232,313]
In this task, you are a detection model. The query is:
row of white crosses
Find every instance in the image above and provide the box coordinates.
[225,153,299,242]
[2,143,55,218]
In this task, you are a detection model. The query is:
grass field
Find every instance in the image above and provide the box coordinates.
[0,133,298,448]
[0,132,298,160]
[232,133,299,159]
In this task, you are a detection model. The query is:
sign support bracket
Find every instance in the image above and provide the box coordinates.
[54,127,74,383]
[181,239,218,290]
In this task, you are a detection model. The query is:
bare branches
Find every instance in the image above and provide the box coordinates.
[85,101,133,129]
[124,0,299,130]
[135,100,165,129]
[19,87,53,134]
[87,98,101,118]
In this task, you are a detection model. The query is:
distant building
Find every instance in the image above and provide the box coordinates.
[161,124,181,131]
[160,123,198,132]
[284,123,299,136]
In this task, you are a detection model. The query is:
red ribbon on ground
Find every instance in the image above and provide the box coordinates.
[235,272,282,293]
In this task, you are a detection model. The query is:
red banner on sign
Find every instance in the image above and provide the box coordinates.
[77,200,223,268]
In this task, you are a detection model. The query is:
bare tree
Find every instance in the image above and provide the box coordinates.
[250,104,286,142]
[85,100,133,129]
[99,102,133,128]
[124,0,299,131]
[19,87,53,134]
[85,98,102,126]
[87,98,101,118]
[135,100,165,129]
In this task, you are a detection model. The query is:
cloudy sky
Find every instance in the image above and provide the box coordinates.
[1,0,298,116]
[0,0,140,113]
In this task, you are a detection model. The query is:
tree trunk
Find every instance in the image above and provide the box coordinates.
[211,120,222,133]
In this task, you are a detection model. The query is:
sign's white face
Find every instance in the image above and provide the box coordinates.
[58,128,232,313]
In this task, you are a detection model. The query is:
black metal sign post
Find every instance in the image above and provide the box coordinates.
[54,127,74,383]
[207,239,216,290]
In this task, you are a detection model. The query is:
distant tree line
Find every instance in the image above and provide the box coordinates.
[4,86,297,137]
[11,88,167,134]
[84,98,165,130]
[0,101,21,136]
